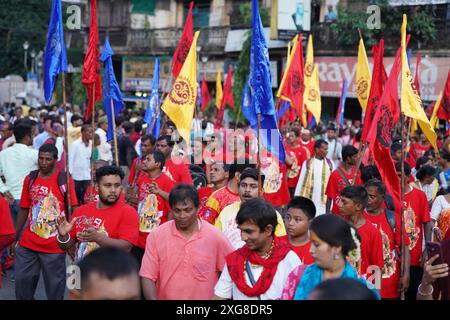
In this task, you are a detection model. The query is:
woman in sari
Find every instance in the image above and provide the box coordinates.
[281,214,380,300]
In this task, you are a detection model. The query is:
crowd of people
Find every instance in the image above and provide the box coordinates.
[0,102,449,301]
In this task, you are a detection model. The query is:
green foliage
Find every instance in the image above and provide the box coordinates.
[235,1,269,27]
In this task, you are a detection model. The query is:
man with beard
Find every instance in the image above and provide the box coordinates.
[56,166,139,262]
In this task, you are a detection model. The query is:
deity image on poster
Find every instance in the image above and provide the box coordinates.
[404,206,420,250]
[262,158,282,193]
[138,193,163,232]
[77,223,108,261]
[31,192,61,239]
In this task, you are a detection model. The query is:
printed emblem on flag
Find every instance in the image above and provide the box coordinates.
[307,88,319,102]
[356,78,369,100]
[177,40,191,65]
[169,77,195,106]
[292,73,304,95]
[376,104,393,148]
[305,63,313,77]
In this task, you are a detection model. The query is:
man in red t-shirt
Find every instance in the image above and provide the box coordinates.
[285,128,308,197]
[364,179,411,299]
[132,150,175,261]
[56,165,139,264]
[410,132,432,161]
[154,135,192,185]
[339,186,384,278]
[198,161,229,219]
[299,128,315,157]
[0,195,15,288]
[128,134,155,185]
[282,196,315,264]
[395,162,433,300]
[14,144,78,300]
[326,145,362,215]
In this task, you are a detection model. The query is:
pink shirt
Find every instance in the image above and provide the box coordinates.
[139,219,234,300]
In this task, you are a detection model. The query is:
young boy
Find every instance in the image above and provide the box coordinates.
[283,196,315,264]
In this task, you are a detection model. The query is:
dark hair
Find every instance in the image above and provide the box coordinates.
[239,167,265,186]
[342,145,358,161]
[395,161,411,176]
[309,215,360,257]
[13,123,32,142]
[416,165,436,181]
[70,114,83,124]
[309,278,377,300]
[327,125,337,132]
[157,135,175,148]
[77,247,139,291]
[314,139,328,150]
[123,121,134,134]
[286,196,316,220]
[415,156,430,170]
[391,142,402,155]
[341,185,368,208]
[115,115,126,126]
[424,149,435,159]
[360,165,381,183]
[81,124,91,133]
[39,143,58,159]
[134,120,143,134]
[289,127,300,137]
[236,198,278,236]
[229,158,256,181]
[169,184,200,208]
[141,134,156,145]
[364,179,386,197]
[148,150,165,170]
[95,165,124,182]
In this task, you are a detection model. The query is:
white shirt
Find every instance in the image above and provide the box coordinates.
[294,157,333,216]
[69,138,92,181]
[2,136,16,150]
[324,137,342,168]
[0,143,38,199]
[214,251,301,300]
[95,128,112,162]
[430,195,450,221]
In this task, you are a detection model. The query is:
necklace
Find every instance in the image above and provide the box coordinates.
[245,240,275,270]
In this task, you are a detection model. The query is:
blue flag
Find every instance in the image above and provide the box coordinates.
[249,0,285,164]
[197,80,202,107]
[241,77,257,126]
[407,48,412,68]
[276,100,290,121]
[144,59,160,138]
[336,80,348,129]
[309,114,316,129]
[100,37,123,142]
[43,0,68,104]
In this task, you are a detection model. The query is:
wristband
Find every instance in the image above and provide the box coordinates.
[57,233,71,244]
[417,283,433,296]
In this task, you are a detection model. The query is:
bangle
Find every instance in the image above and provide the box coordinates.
[57,233,71,244]
[417,283,434,296]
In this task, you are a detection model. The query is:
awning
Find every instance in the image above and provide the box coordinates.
[389,0,450,5]
[225,28,288,52]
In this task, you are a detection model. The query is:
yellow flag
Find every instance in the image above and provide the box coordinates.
[400,15,437,151]
[430,92,443,129]
[277,35,298,98]
[304,64,321,124]
[162,31,199,145]
[302,34,314,127]
[410,118,418,136]
[215,70,223,109]
[356,37,371,111]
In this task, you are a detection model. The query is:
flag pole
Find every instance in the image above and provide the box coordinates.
[110,98,119,166]
[90,83,96,203]
[257,113,262,197]
[234,105,241,130]
[400,113,407,301]
[61,72,72,219]
[150,72,173,135]
[352,142,367,184]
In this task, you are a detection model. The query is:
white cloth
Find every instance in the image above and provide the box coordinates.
[55,137,64,161]
[324,137,342,168]
[0,143,38,199]
[95,128,112,162]
[430,195,450,221]
[69,138,92,181]
[2,136,16,150]
[135,138,141,158]
[294,157,333,216]
[214,251,301,300]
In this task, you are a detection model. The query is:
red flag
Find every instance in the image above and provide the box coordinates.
[200,77,211,111]
[414,49,421,97]
[82,0,102,122]
[438,69,450,121]
[366,47,403,209]
[172,1,194,79]
[221,65,234,110]
[361,40,387,143]
[280,35,305,117]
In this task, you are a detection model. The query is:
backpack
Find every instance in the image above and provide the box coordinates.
[28,170,70,216]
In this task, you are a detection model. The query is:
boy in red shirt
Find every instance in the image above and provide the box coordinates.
[56,166,139,263]
[326,145,362,215]
[133,150,175,261]
[282,196,315,264]
[364,179,411,299]
[395,162,433,300]
[0,195,15,288]
[197,161,229,218]
[339,185,384,278]
[284,128,308,197]
[14,144,78,300]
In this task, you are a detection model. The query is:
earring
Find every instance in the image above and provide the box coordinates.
[334,253,340,260]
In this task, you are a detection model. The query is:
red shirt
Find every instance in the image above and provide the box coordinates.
[325,166,362,215]
[130,132,140,147]
[0,195,14,236]
[356,220,384,276]
[199,186,239,224]
[19,170,78,253]
[128,157,144,185]
[197,186,214,218]
[69,201,139,261]
[403,188,431,266]
[363,211,410,299]
[300,139,315,157]
[163,158,193,185]
[285,145,308,188]
[135,173,175,248]
[410,142,431,160]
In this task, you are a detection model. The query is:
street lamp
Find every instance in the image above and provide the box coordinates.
[30,49,36,74]
[23,41,29,71]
